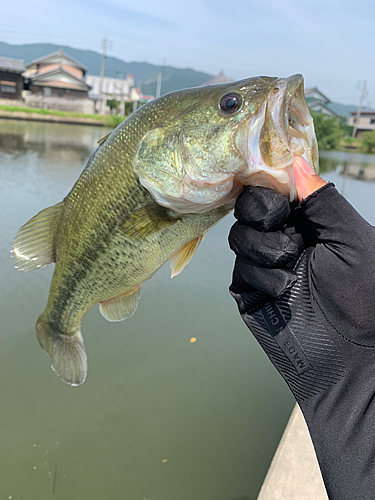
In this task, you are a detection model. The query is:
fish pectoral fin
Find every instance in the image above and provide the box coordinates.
[119,203,179,240]
[12,201,64,271]
[99,286,141,322]
[170,235,205,278]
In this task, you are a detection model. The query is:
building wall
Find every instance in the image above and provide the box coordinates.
[348,115,375,128]
[24,94,95,113]
[0,70,23,100]
[86,75,132,100]
[29,84,88,99]
[33,63,84,80]
[348,114,375,137]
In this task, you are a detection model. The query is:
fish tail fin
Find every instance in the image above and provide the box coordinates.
[36,315,87,386]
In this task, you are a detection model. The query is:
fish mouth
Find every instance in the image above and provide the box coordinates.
[237,74,319,201]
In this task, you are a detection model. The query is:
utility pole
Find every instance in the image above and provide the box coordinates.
[155,58,166,99]
[352,80,368,138]
[99,36,112,115]
[115,71,125,116]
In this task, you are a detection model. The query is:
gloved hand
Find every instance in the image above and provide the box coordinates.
[229,158,375,500]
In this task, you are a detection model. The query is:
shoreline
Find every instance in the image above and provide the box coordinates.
[0,110,107,127]
[257,405,327,499]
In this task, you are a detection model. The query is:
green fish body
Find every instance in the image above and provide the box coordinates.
[12,75,318,385]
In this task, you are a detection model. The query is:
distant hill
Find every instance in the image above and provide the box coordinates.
[0,41,213,96]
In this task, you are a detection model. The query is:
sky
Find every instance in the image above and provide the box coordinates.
[1,0,374,106]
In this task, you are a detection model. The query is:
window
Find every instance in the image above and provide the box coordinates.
[371,119,375,124]
[1,80,16,94]
[43,87,51,96]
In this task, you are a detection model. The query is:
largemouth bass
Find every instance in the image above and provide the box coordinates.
[12,74,318,386]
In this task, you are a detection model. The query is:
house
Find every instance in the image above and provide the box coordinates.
[304,87,339,117]
[130,87,153,102]
[348,111,375,138]
[0,57,25,100]
[86,74,135,114]
[22,50,94,113]
[24,49,91,98]
[86,74,134,101]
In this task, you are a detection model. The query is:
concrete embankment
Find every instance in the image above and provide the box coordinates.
[0,110,106,127]
[258,405,328,499]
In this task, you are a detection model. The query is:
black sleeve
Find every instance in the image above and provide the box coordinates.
[229,185,375,500]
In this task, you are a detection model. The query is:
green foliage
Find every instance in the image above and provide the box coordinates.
[339,121,354,137]
[104,115,125,128]
[0,105,103,120]
[124,101,133,115]
[0,105,128,128]
[106,99,120,112]
[311,112,344,150]
[361,130,375,153]
[341,136,357,144]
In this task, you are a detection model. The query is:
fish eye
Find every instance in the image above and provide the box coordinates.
[219,93,242,114]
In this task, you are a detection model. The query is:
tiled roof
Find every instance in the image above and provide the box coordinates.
[0,57,25,73]
[27,49,88,71]
[349,111,375,115]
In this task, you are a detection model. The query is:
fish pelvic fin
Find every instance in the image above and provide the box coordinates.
[99,285,141,322]
[12,201,64,271]
[36,315,87,386]
[170,234,205,278]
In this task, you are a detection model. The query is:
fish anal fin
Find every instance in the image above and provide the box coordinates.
[12,201,64,271]
[36,315,87,386]
[99,286,141,322]
[170,235,205,278]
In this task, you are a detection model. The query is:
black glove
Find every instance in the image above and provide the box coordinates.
[229,184,375,500]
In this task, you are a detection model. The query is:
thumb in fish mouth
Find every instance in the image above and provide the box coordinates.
[293,156,327,202]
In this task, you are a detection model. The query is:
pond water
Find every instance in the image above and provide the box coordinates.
[1,119,375,500]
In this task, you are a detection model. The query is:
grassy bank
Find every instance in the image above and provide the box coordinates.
[0,105,126,128]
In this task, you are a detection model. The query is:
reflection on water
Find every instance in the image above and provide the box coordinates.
[1,120,375,500]
[0,119,102,161]
[319,151,375,222]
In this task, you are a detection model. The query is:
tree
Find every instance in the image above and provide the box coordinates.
[310,112,344,150]
[361,130,375,153]
[106,99,120,113]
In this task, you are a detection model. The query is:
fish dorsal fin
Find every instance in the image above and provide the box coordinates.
[170,235,205,278]
[119,203,180,240]
[99,286,141,322]
[12,201,64,271]
[97,133,111,146]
